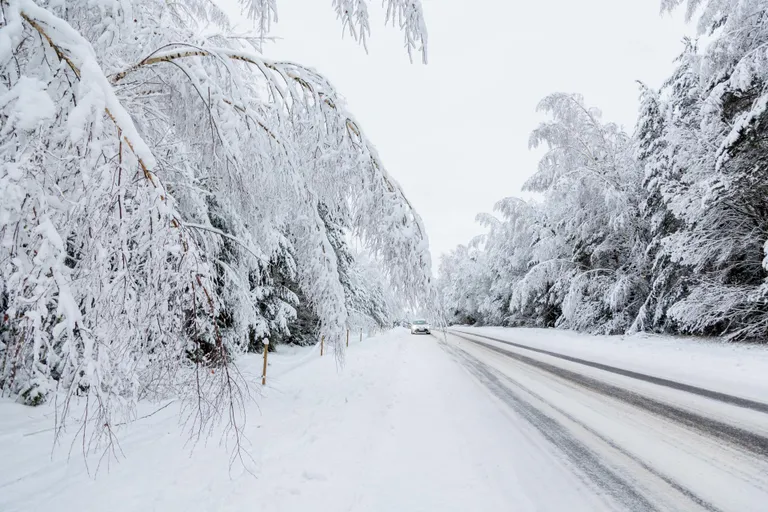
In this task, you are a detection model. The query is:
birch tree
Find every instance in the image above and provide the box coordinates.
[0,0,434,447]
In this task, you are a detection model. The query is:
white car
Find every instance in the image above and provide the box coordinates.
[410,319,430,335]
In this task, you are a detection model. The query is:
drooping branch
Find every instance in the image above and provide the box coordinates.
[18,0,159,187]
[110,43,428,242]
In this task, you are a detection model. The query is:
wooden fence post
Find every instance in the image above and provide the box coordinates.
[346,329,349,348]
[320,334,324,357]
[261,340,269,385]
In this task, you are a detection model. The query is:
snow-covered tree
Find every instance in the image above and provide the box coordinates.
[437,0,768,343]
[438,243,491,325]
[0,0,433,445]
[521,93,646,333]
[439,94,645,333]
[649,0,768,339]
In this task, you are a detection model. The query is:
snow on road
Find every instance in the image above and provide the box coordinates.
[1,329,600,512]
[452,326,768,402]
[3,327,767,511]
[445,327,768,512]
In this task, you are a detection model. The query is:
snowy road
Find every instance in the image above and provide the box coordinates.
[2,328,768,511]
[442,328,768,512]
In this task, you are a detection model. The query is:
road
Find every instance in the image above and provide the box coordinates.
[3,328,768,511]
[439,328,768,512]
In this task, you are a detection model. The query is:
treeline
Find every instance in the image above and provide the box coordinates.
[438,0,768,342]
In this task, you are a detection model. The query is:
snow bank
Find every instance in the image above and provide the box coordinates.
[454,326,768,402]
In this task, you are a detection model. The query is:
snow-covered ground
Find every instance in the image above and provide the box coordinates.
[0,329,596,511]
[3,327,768,511]
[443,327,768,511]
[451,326,768,402]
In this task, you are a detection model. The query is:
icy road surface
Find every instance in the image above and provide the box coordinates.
[2,328,768,511]
[444,328,768,512]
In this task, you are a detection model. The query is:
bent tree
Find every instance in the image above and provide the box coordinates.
[0,0,433,446]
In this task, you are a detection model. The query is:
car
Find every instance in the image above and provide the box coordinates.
[410,319,430,335]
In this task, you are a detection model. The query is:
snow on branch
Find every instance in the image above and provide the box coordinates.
[1,0,435,457]
[439,0,768,341]
[237,0,427,62]
[18,0,160,185]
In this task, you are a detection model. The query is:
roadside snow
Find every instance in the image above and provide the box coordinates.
[446,332,768,512]
[0,329,607,512]
[452,326,768,402]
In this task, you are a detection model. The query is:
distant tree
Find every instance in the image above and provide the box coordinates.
[437,0,768,343]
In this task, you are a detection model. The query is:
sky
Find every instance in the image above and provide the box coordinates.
[219,0,693,272]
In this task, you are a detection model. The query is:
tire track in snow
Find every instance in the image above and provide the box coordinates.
[491,363,724,512]
[441,342,661,512]
[449,332,768,459]
[450,329,768,414]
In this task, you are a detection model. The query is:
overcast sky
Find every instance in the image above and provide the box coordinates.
[220,0,693,271]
